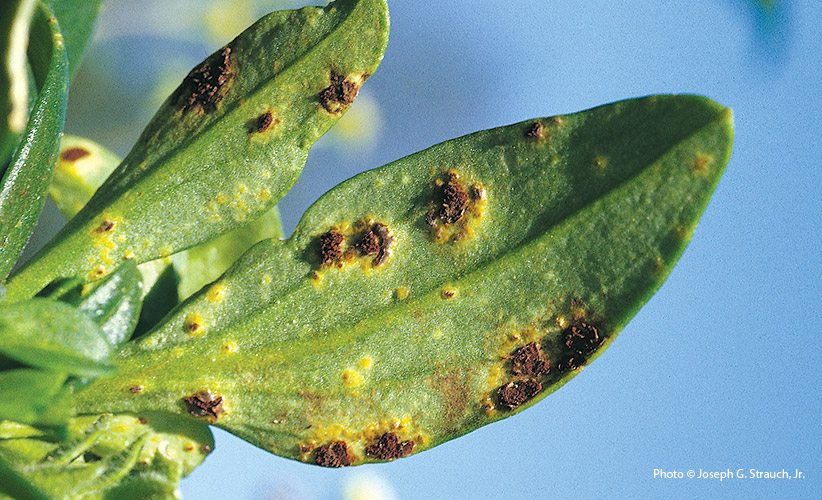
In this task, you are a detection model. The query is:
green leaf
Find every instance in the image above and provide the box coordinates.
[0,3,68,282]
[0,298,114,376]
[39,261,144,346]
[7,0,390,301]
[41,0,105,82]
[0,0,36,168]
[73,95,733,466]
[0,369,67,425]
[0,454,50,500]
[0,413,213,500]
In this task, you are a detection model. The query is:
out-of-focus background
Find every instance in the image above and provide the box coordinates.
[44,0,821,498]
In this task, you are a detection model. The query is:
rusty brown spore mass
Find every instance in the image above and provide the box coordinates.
[174,46,232,113]
[319,231,345,265]
[558,322,604,372]
[365,432,416,461]
[496,379,542,410]
[319,71,359,113]
[314,440,354,467]
[510,342,550,376]
[184,392,225,421]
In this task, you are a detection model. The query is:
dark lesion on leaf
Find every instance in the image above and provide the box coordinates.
[525,120,544,140]
[319,231,345,266]
[173,46,233,114]
[314,440,354,467]
[60,147,90,162]
[251,111,278,133]
[183,391,225,422]
[439,172,470,224]
[318,70,361,114]
[510,342,550,377]
[95,219,116,234]
[557,322,605,372]
[365,432,416,461]
[496,379,542,411]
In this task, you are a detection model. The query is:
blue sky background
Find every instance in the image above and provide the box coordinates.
[55,0,821,498]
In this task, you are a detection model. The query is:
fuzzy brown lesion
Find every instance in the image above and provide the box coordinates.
[318,70,364,114]
[316,221,395,270]
[314,440,354,467]
[173,46,233,114]
[365,432,416,461]
[425,171,487,243]
[556,322,604,373]
[183,391,225,422]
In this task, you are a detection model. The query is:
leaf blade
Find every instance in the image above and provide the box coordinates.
[75,95,733,465]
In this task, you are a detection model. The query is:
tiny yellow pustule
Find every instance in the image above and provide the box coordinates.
[206,283,225,303]
[342,369,363,387]
[184,313,205,335]
[358,357,373,369]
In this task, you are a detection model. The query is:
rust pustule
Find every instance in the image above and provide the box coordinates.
[254,111,276,133]
[174,46,232,113]
[60,148,89,162]
[496,379,542,410]
[525,120,544,139]
[95,219,116,233]
[510,342,550,376]
[314,440,353,467]
[371,222,395,267]
[319,231,345,265]
[440,172,469,224]
[558,322,604,372]
[184,392,224,421]
[365,432,416,461]
[128,385,144,394]
[354,226,381,256]
[319,71,360,114]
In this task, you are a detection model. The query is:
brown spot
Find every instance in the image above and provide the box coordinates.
[60,148,90,162]
[558,322,604,372]
[137,416,147,424]
[525,120,544,139]
[184,392,225,421]
[319,71,359,113]
[510,342,550,377]
[354,226,380,256]
[471,184,486,201]
[365,432,416,461]
[441,173,469,224]
[496,379,542,411]
[174,47,232,113]
[129,385,144,394]
[200,443,213,454]
[441,288,457,299]
[314,440,353,467]
[183,444,195,452]
[254,111,275,133]
[319,231,345,265]
[95,219,116,233]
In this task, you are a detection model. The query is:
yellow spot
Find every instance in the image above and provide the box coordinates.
[692,153,713,175]
[258,189,271,201]
[89,266,106,280]
[552,116,564,126]
[442,287,457,299]
[159,246,172,258]
[112,425,129,433]
[206,283,225,303]
[123,250,135,260]
[221,342,237,353]
[311,271,323,283]
[236,183,248,194]
[216,194,227,203]
[342,369,363,387]
[594,155,608,168]
[261,170,271,179]
[262,275,272,285]
[185,313,204,335]
[358,357,373,369]
[556,315,569,329]
[396,287,410,300]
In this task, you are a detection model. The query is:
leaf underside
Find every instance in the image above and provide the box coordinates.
[73,95,733,467]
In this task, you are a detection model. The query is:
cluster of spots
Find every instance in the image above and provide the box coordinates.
[441,287,457,299]
[89,213,123,277]
[525,120,544,140]
[316,220,395,270]
[302,417,424,467]
[318,70,365,114]
[60,147,90,162]
[341,369,364,388]
[425,171,487,243]
[491,316,606,411]
[205,183,269,223]
[183,391,224,422]
[364,432,416,461]
[174,46,233,114]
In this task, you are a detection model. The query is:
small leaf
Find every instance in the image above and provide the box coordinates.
[0,298,114,376]
[40,0,105,82]
[0,369,67,425]
[74,95,733,465]
[0,3,68,281]
[39,261,144,346]
[0,0,36,168]
[7,0,390,300]
[0,413,213,499]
